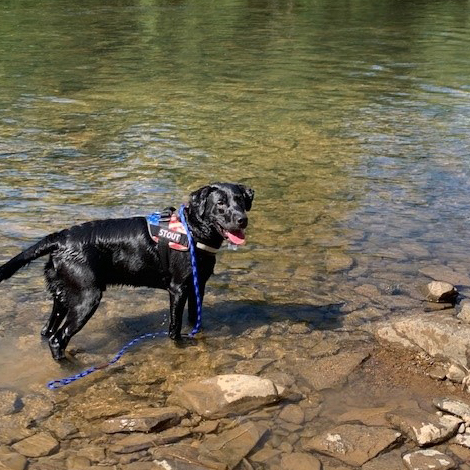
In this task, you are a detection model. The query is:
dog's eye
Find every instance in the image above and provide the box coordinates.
[217,200,225,206]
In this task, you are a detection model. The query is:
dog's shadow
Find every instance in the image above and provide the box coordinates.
[74,299,348,360]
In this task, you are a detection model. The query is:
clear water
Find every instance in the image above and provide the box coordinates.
[1,0,470,390]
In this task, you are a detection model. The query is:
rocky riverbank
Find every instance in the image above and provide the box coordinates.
[3,271,470,469]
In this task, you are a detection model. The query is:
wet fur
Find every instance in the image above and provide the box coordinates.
[0,183,254,360]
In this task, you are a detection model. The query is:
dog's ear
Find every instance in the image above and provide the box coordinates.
[189,185,214,218]
[239,185,254,211]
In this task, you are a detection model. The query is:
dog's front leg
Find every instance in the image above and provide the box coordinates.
[168,281,188,340]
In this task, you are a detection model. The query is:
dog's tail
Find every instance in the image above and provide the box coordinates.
[0,232,63,282]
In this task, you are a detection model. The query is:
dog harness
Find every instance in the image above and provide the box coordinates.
[146,208,218,254]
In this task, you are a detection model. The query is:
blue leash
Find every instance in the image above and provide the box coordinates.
[46,205,202,390]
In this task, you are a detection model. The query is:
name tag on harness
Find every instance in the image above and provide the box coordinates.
[146,212,189,251]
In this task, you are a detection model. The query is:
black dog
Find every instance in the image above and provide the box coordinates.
[0,183,254,360]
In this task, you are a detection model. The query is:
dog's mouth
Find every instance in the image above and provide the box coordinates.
[223,229,246,245]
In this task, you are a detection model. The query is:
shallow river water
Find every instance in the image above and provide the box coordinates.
[1,1,470,466]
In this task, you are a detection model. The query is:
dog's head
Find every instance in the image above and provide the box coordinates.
[188,183,254,246]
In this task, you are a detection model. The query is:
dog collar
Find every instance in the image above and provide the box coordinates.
[146,210,219,254]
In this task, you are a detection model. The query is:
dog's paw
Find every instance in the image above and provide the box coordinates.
[173,334,197,349]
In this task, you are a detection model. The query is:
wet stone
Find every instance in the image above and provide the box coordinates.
[249,446,281,464]
[193,420,219,434]
[152,444,227,470]
[361,450,406,470]
[0,390,22,416]
[66,455,91,469]
[402,449,456,470]
[304,424,401,466]
[295,350,370,391]
[20,394,54,425]
[0,416,34,445]
[278,404,305,425]
[168,374,281,418]
[109,427,192,453]
[386,408,461,446]
[44,418,78,439]
[101,406,187,433]
[325,251,354,273]
[0,451,28,470]
[234,358,275,375]
[280,452,322,470]
[75,446,106,463]
[200,421,268,469]
[12,432,59,458]
[433,398,470,423]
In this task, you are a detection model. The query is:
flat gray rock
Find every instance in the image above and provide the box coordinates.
[304,423,401,466]
[387,408,461,446]
[101,406,187,433]
[168,374,281,418]
[403,449,456,470]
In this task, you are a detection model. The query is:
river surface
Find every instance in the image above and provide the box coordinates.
[1,0,470,392]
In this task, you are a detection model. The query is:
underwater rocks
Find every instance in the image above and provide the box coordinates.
[304,423,402,466]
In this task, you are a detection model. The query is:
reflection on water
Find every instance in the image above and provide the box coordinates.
[1,0,470,390]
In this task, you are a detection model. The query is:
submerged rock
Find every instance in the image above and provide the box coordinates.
[0,451,28,470]
[168,374,282,418]
[361,449,406,470]
[11,432,59,458]
[109,427,191,453]
[420,281,458,303]
[199,421,267,469]
[101,406,187,433]
[278,404,305,425]
[280,452,322,470]
[0,390,22,416]
[294,350,370,391]
[152,444,226,470]
[402,449,456,470]
[304,423,401,466]
[386,408,461,446]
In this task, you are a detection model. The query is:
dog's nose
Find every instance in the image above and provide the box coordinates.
[237,216,248,229]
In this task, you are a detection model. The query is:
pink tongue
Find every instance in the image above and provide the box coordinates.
[225,230,245,245]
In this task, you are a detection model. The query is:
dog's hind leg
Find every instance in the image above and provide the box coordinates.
[48,288,102,360]
[41,297,67,339]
